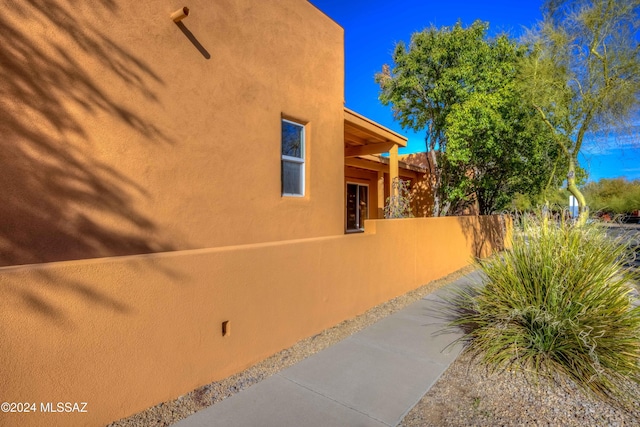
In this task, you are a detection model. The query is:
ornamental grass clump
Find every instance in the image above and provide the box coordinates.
[449,214,640,406]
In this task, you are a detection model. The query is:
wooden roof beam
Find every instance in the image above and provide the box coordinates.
[344,141,397,157]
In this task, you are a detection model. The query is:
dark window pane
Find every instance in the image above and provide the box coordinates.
[282,121,303,158]
[282,160,302,195]
[346,184,358,230]
[346,184,368,231]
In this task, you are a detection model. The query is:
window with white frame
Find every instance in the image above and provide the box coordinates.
[281,119,305,196]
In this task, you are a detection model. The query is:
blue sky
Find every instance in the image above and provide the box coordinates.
[310,0,640,182]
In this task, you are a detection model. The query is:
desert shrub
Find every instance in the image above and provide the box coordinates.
[384,178,414,219]
[447,213,640,405]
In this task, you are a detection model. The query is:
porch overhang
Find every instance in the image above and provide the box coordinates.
[344,108,408,205]
[344,155,426,176]
[344,108,407,157]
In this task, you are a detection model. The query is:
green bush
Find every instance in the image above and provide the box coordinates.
[584,178,640,215]
[447,213,640,405]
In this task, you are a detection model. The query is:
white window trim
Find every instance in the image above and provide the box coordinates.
[281,119,305,197]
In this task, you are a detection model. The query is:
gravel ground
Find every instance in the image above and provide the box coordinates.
[605,223,640,272]
[108,266,476,427]
[400,350,640,427]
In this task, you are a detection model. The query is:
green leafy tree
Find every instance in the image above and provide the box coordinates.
[444,82,564,214]
[511,166,587,211]
[518,0,640,224]
[376,21,562,215]
[512,188,573,211]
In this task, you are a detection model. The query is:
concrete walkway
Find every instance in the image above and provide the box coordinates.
[173,271,482,427]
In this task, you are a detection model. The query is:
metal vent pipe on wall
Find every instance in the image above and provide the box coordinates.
[171,7,189,22]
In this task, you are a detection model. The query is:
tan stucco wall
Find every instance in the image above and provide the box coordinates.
[408,173,436,217]
[1,0,344,267]
[0,215,506,427]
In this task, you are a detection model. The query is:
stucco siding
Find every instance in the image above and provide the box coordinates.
[1,0,344,267]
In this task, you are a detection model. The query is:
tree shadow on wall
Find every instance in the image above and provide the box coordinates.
[0,0,179,320]
[410,173,436,217]
[456,215,508,260]
[0,0,176,266]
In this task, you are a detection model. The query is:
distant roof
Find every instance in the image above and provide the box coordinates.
[399,152,430,169]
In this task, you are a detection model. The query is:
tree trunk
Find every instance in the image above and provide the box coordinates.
[427,150,444,217]
[566,157,589,225]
